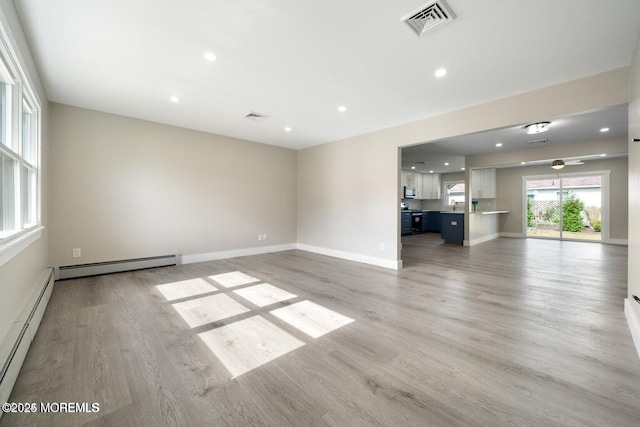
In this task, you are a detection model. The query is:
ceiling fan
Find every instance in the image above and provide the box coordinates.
[551,159,585,169]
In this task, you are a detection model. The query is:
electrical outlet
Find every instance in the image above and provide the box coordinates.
[263,234,267,240]
[258,234,262,241]
[72,248,81,258]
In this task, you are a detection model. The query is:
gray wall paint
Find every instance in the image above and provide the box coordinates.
[441,172,465,182]
[628,33,640,320]
[0,0,49,348]
[298,68,629,266]
[495,157,628,239]
[297,134,398,264]
[467,136,628,241]
[49,103,297,266]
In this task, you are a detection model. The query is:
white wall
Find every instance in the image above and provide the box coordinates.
[0,0,49,357]
[298,68,629,268]
[494,156,628,240]
[49,103,297,266]
[627,31,640,355]
[467,136,628,241]
[297,136,399,268]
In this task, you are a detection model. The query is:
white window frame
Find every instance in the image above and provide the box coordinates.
[0,17,42,268]
[521,170,611,243]
[444,180,465,206]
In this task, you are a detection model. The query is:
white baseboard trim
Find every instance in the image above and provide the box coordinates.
[296,243,401,270]
[624,298,640,360]
[606,239,628,245]
[465,233,500,247]
[496,233,626,244]
[181,244,297,265]
[499,232,525,238]
[0,268,54,414]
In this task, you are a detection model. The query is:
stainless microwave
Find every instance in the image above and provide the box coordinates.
[403,186,416,199]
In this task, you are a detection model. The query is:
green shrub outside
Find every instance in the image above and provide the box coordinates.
[593,221,601,232]
[527,199,534,227]
[562,193,585,232]
[544,204,560,224]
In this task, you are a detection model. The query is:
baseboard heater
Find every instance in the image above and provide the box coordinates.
[0,268,54,413]
[56,254,178,280]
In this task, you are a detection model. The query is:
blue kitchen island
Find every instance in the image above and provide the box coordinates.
[440,212,464,245]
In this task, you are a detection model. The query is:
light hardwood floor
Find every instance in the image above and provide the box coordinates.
[2,236,640,426]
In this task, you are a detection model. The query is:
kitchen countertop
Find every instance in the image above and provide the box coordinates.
[475,210,510,215]
[439,210,510,215]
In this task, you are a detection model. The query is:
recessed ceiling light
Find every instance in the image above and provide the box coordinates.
[411,166,416,170]
[526,122,550,134]
[496,143,503,147]
[338,106,347,113]
[600,153,607,157]
[461,167,465,170]
[521,162,526,165]
[435,68,447,78]
[170,96,179,103]
[444,162,449,166]
[284,127,292,132]
[600,127,609,132]
[204,52,217,61]
[429,170,434,173]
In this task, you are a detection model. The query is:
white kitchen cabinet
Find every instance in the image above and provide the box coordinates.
[401,171,423,198]
[401,171,410,191]
[404,172,417,188]
[471,168,496,199]
[401,171,413,193]
[421,173,441,199]
[413,173,423,198]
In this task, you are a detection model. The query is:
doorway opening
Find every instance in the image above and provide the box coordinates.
[525,172,608,242]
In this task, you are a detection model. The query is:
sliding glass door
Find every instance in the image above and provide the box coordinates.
[526,178,561,239]
[525,173,603,242]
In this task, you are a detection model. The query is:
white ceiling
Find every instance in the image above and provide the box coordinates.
[401,104,629,173]
[14,0,640,150]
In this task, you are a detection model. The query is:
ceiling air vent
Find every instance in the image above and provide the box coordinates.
[401,0,456,37]
[244,111,268,122]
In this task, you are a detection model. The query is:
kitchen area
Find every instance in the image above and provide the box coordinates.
[400,166,508,246]
[399,105,628,251]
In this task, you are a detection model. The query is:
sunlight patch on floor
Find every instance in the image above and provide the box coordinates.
[171,294,250,328]
[271,300,354,338]
[198,315,304,378]
[158,270,354,379]
[155,278,218,301]
[233,283,297,307]
[209,271,260,288]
